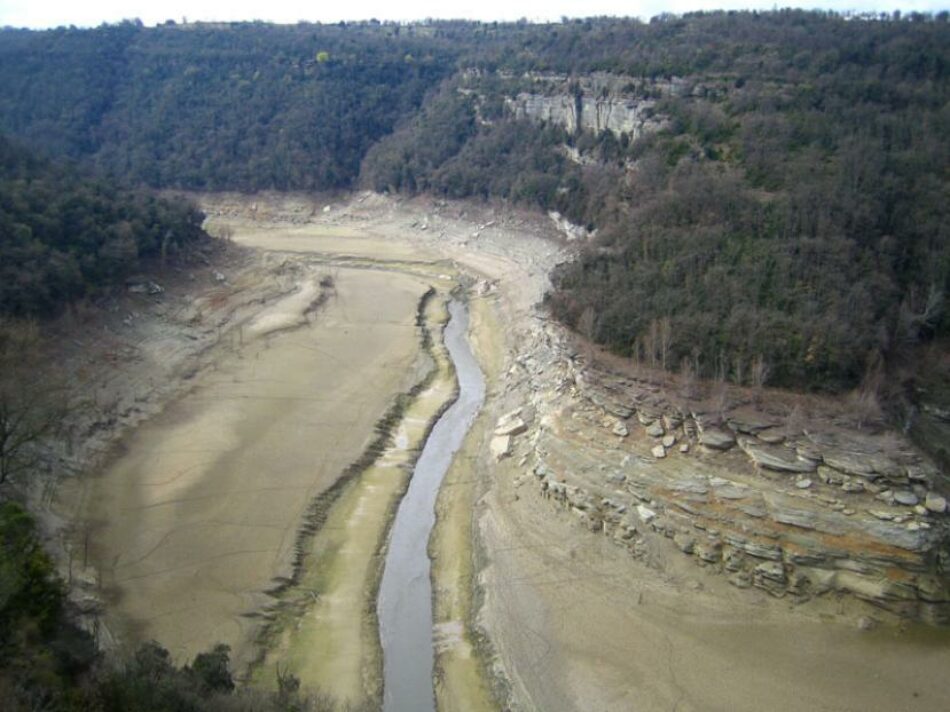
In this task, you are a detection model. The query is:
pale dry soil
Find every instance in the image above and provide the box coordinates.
[54,191,950,712]
[65,261,434,674]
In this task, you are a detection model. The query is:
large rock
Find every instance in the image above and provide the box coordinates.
[894,490,919,507]
[822,448,900,480]
[698,427,736,450]
[739,439,816,473]
[925,492,947,514]
[495,408,528,436]
[490,435,512,460]
[636,504,657,524]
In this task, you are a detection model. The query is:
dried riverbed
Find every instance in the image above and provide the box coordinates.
[50,191,950,712]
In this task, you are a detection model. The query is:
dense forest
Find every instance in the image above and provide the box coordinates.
[0,12,948,391]
[0,21,456,190]
[362,12,950,392]
[0,135,207,316]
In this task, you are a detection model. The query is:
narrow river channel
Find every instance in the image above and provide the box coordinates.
[378,300,486,712]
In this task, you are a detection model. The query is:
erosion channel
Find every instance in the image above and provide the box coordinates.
[378,300,486,712]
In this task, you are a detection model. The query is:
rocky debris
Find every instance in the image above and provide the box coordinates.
[645,421,665,438]
[612,421,629,437]
[651,445,666,459]
[662,434,676,448]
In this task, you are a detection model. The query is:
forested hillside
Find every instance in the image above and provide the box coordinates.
[0,135,206,316]
[0,12,948,393]
[363,12,950,392]
[0,21,456,190]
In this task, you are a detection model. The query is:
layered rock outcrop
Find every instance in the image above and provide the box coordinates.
[499,322,950,623]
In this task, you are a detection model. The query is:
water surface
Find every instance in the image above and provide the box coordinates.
[378,300,486,712]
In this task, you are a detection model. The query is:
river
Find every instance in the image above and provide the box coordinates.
[378,300,486,712]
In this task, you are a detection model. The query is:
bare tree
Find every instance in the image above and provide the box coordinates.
[897,283,943,343]
[658,316,673,372]
[577,306,596,359]
[732,353,745,386]
[751,354,770,388]
[0,320,72,485]
[644,318,659,369]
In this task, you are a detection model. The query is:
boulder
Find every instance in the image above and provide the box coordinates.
[894,490,919,507]
[698,428,735,450]
[740,439,816,473]
[495,409,528,436]
[924,492,947,514]
[673,532,695,554]
[757,429,787,444]
[662,434,676,448]
[646,421,665,438]
[651,444,667,459]
[612,421,629,437]
[490,435,512,460]
[636,504,657,524]
[694,539,722,563]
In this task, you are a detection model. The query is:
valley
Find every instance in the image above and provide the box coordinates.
[42,191,950,711]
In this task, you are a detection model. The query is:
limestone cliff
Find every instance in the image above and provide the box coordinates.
[464,70,677,139]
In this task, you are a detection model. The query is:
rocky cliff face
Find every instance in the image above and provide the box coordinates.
[506,92,665,138]
[495,321,950,623]
[464,70,677,139]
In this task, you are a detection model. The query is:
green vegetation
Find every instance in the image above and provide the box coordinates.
[0,135,207,317]
[0,21,456,191]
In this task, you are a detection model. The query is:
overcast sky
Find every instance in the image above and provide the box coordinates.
[0,0,945,29]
